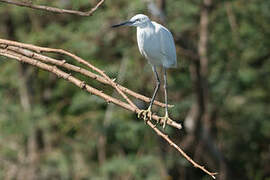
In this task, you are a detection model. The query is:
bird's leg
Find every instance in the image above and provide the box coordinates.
[137,66,160,123]
[158,68,172,129]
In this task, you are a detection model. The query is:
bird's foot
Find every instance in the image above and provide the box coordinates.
[158,113,172,130]
[137,107,152,123]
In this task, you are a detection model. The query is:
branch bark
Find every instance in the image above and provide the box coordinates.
[0,0,105,16]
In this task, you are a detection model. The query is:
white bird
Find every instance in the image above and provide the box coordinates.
[112,14,177,129]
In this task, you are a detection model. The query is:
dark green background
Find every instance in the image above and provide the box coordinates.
[0,0,269,179]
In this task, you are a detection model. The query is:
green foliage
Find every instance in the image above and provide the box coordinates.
[0,0,269,179]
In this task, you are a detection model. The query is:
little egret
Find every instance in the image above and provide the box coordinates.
[112,14,177,129]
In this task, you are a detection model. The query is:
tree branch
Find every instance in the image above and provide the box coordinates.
[0,39,216,178]
[0,38,218,178]
[0,38,138,110]
[0,38,181,130]
[146,119,217,179]
[0,0,105,16]
[7,45,172,108]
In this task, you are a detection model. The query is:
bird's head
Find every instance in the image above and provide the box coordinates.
[112,14,151,28]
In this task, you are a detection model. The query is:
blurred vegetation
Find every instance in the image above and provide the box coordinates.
[0,0,269,179]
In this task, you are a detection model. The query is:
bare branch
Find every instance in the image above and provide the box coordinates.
[0,38,181,130]
[0,38,137,110]
[0,48,134,111]
[147,120,217,179]
[0,42,170,108]
[0,0,105,16]
[0,38,219,178]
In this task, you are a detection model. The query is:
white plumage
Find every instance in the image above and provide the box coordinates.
[112,14,178,129]
[137,20,177,68]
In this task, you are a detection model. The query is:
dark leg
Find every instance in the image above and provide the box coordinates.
[159,68,172,129]
[149,66,160,109]
[138,65,160,122]
[164,68,168,117]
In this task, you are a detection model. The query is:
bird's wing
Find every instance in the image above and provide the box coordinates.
[154,22,177,68]
[136,28,147,58]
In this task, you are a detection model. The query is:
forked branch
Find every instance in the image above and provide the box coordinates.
[0,38,181,130]
[0,0,105,16]
[0,39,217,179]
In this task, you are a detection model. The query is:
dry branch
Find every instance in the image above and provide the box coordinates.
[0,38,181,130]
[0,38,136,109]
[7,46,170,107]
[0,0,105,16]
[147,120,217,179]
[0,48,134,112]
[0,43,170,108]
[0,38,217,178]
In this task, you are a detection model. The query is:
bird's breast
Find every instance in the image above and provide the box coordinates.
[137,28,162,65]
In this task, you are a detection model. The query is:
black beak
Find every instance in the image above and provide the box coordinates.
[111,21,134,28]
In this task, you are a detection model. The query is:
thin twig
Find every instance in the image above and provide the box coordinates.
[0,0,105,16]
[0,47,216,179]
[146,120,217,179]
